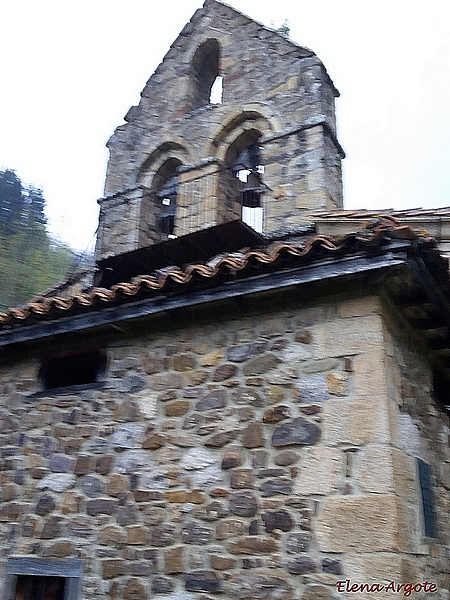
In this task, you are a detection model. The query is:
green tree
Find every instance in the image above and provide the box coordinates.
[24,185,47,230]
[0,169,76,310]
[0,169,24,235]
[277,20,290,38]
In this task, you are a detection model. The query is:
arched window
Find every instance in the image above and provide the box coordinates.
[232,144,264,206]
[151,158,182,237]
[190,39,220,109]
[225,130,265,233]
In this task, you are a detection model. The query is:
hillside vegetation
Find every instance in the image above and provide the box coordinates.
[0,169,75,310]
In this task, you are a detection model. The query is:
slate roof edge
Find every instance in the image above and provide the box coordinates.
[313,208,450,219]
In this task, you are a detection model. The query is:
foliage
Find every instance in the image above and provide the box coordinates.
[276,20,290,38]
[0,169,75,310]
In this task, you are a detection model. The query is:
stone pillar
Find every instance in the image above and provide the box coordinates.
[96,187,146,261]
[261,122,344,232]
[310,297,427,598]
[176,159,240,237]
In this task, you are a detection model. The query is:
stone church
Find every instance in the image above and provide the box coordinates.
[0,1,449,598]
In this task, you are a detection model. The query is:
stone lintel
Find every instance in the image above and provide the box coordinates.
[178,156,222,173]
[179,162,222,185]
[97,186,147,208]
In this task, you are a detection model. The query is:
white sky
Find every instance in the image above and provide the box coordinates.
[1,0,450,251]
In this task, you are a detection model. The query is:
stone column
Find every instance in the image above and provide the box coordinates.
[261,122,344,232]
[96,187,146,260]
[176,159,240,237]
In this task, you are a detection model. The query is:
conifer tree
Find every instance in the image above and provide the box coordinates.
[0,169,76,309]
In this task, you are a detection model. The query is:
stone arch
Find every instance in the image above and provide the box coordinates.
[206,104,282,161]
[189,38,221,110]
[150,157,181,195]
[137,140,191,187]
[206,107,280,233]
[224,128,263,167]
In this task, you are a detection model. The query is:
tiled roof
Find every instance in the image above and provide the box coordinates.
[0,217,437,330]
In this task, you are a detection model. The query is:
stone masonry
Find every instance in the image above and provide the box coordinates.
[96,0,344,260]
[0,293,448,599]
[1,2,449,599]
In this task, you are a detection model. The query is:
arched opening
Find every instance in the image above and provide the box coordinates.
[225,129,265,233]
[208,108,278,159]
[190,39,220,109]
[137,141,188,186]
[151,158,182,237]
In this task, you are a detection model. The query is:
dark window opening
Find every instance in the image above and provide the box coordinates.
[15,575,65,600]
[191,39,220,109]
[39,350,107,391]
[156,174,178,236]
[417,458,438,538]
[432,368,450,415]
[152,158,181,238]
[232,143,265,232]
[5,558,82,600]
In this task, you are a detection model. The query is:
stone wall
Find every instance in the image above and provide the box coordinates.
[96,0,344,259]
[0,294,447,599]
[383,311,450,595]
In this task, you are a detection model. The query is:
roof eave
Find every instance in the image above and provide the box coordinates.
[0,249,409,350]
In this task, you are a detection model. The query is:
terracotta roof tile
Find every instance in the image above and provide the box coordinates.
[0,218,437,330]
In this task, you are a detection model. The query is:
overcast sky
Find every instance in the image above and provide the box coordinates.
[1,0,450,251]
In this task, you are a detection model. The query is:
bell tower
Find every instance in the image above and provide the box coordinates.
[95,0,344,273]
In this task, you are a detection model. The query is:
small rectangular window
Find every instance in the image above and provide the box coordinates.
[15,575,66,599]
[417,458,438,539]
[39,349,107,392]
[5,558,82,600]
